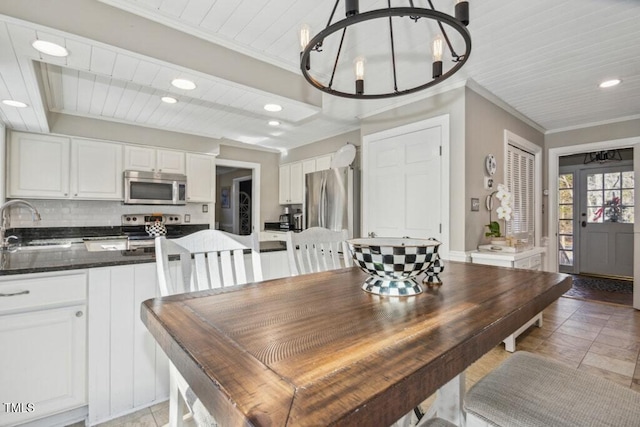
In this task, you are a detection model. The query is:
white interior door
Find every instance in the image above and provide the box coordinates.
[579,166,634,278]
[364,125,442,241]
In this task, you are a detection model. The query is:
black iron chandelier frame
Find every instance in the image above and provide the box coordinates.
[299,1,471,100]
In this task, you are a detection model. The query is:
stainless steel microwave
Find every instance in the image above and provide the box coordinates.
[123,170,187,205]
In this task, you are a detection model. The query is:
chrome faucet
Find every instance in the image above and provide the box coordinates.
[0,199,42,249]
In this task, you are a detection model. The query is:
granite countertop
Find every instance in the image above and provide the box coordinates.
[0,236,287,276]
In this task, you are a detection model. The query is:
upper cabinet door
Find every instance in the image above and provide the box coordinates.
[124,145,155,172]
[71,139,123,199]
[124,146,185,174]
[156,150,185,174]
[186,153,215,202]
[8,132,71,198]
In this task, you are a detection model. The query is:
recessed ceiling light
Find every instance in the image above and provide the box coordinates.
[2,99,28,108]
[264,103,283,112]
[171,78,196,90]
[32,40,69,57]
[161,96,178,104]
[599,79,621,88]
[268,120,281,126]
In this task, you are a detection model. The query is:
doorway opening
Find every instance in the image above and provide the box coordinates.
[215,159,261,236]
[558,148,634,278]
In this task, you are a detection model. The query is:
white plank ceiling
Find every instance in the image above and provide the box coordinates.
[0,0,639,151]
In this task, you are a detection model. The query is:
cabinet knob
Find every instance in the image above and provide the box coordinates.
[64,193,68,196]
[76,311,84,318]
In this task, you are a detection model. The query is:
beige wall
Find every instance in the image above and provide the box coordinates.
[281,130,361,165]
[360,87,467,251]
[465,88,544,250]
[546,118,640,150]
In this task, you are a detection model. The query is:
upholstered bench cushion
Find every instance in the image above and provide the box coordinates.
[421,417,457,427]
[465,351,640,427]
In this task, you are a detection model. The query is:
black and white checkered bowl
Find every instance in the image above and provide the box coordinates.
[347,237,441,296]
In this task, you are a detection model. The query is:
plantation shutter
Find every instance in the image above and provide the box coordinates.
[506,144,535,237]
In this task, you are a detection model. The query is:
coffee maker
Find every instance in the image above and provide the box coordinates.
[279,207,294,230]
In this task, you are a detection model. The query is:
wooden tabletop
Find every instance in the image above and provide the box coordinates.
[141,262,571,426]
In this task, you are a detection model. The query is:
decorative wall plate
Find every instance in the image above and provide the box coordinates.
[485,154,497,176]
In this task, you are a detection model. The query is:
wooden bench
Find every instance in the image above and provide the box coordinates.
[465,351,640,426]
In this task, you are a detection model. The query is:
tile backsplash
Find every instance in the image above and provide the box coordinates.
[5,199,212,228]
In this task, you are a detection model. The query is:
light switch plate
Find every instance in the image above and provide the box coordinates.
[184,214,191,223]
[471,198,480,211]
[202,204,208,213]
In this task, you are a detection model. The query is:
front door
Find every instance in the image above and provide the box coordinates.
[579,166,634,278]
[364,124,442,241]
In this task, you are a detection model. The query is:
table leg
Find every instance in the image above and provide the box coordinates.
[431,373,465,426]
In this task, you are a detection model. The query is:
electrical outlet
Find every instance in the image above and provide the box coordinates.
[184,214,191,223]
[484,176,494,190]
[202,204,208,213]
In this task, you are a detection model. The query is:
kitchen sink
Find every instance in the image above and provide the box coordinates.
[83,237,129,252]
[15,243,74,251]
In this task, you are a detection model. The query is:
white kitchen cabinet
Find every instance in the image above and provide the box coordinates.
[124,145,185,174]
[279,162,303,204]
[186,153,215,202]
[469,247,545,271]
[87,263,168,425]
[8,132,71,198]
[71,138,123,199]
[0,272,87,427]
[470,247,547,352]
[315,154,332,171]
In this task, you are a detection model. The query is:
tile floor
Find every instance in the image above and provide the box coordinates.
[92,297,640,427]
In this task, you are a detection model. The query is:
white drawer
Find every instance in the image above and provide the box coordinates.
[0,273,87,314]
[260,231,287,241]
[513,258,530,269]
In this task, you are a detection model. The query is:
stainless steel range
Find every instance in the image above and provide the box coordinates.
[121,214,183,247]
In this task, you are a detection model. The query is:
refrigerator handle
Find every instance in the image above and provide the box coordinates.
[319,174,326,228]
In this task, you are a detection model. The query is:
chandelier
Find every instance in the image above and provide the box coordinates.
[299,0,471,99]
[583,150,623,164]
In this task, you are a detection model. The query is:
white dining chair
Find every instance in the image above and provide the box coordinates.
[285,227,351,276]
[155,229,263,427]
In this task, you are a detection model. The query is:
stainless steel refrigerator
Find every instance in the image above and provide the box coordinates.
[305,167,360,238]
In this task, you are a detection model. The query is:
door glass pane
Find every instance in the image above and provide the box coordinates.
[558,219,573,234]
[621,207,634,224]
[622,171,634,188]
[559,174,573,189]
[558,173,574,267]
[559,250,573,266]
[559,235,573,250]
[588,207,603,223]
[622,189,634,205]
[587,174,602,190]
[559,189,573,204]
[604,173,621,189]
[559,205,573,219]
[587,191,603,207]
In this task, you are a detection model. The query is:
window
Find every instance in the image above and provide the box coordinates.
[506,144,535,238]
[586,170,634,224]
[558,173,574,266]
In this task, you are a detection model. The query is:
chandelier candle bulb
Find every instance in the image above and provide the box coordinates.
[432,35,444,78]
[354,57,365,94]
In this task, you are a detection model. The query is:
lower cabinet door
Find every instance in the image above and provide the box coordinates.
[0,305,87,426]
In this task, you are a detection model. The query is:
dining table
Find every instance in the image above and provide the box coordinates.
[141,261,571,427]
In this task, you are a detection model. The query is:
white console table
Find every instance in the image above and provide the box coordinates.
[470,247,547,352]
